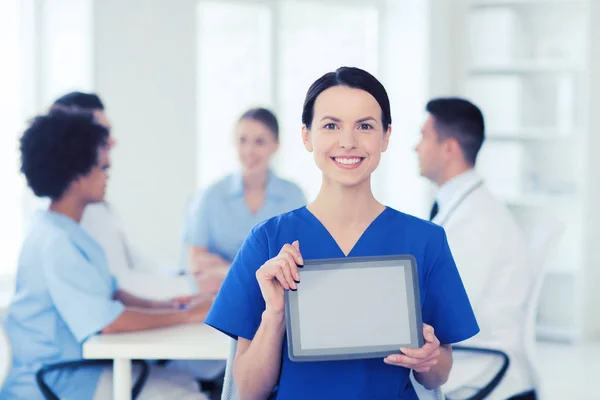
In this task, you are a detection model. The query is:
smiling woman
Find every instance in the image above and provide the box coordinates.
[205,66,480,400]
[183,107,307,295]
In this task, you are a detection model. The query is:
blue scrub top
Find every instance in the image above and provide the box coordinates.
[183,170,306,262]
[205,207,479,400]
[0,211,125,400]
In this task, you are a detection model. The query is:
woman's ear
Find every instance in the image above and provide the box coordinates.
[302,125,313,152]
[381,125,392,152]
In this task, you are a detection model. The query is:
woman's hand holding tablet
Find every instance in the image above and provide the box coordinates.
[384,323,441,373]
[256,240,303,314]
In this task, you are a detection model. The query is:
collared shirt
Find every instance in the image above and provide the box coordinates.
[205,207,479,399]
[435,168,481,218]
[183,171,306,262]
[0,211,124,400]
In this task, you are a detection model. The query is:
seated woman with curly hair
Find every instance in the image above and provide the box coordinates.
[0,109,211,400]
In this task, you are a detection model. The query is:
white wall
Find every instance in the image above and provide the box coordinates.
[582,0,600,341]
[93,0,198,264]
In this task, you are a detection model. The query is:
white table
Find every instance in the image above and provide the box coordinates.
[83,323,229,400]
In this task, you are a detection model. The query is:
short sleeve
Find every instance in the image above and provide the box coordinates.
[205,227,271,340]
[43,238,125,343]
[183,190,213,248]
[421,228,479,345]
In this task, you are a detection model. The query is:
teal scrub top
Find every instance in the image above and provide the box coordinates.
[183,171,307,262]
[0,211,124,400]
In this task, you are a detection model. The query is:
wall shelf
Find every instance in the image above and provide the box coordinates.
[470,0,588,8]
[446,0,591,342]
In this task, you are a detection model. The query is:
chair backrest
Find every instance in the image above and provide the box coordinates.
[0,320,12,389]
[224,339,444,400]
[510,207,565,386]
[221,337,238,400]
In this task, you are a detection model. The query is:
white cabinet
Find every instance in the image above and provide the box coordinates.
[430,0,595,342]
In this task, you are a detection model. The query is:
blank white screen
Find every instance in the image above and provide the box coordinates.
[297,266,411,350]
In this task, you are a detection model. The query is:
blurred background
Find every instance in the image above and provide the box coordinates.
[0,0,598,398]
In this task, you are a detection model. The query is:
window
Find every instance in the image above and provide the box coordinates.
[0,0,26,276]
[0,0,94,276]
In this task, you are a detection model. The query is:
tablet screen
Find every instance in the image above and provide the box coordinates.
[296,264,411,350]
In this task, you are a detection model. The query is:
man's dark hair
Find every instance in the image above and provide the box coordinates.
[52,91,105,110]
[302,66,392,131]
[20,109,109,200]
[426,97,485,165]
[239,108,279,140]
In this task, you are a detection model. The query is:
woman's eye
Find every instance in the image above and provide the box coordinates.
[358,123,373,130]
[324,123,337,130]
[255,139,265,146]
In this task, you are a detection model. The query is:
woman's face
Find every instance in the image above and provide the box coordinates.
[73,145,111,204]
[235,118,279,177]
[302,85,391,188]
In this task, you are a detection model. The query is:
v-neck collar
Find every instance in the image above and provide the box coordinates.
[299,206,390,257]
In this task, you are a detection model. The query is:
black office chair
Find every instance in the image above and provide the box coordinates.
[36,359,150,400]
[444,346,510,400]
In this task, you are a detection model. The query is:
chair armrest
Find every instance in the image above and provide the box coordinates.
[446,345,510,400]
[36,359,150,400]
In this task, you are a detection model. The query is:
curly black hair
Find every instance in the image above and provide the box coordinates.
[20,108,110,200]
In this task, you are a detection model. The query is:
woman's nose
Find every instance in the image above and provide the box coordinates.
[338,129,357,149]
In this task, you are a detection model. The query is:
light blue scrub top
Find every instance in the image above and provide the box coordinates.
[0,211,125,400]
[206,207,479,399]
[184,171,306,262]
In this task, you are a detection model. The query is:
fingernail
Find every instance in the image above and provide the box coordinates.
[295,272,300,281]
[294,279,300,283]
[428,334,434,341]
[290,287,297,291]
[297,263,304,268]
[400,347,407,353]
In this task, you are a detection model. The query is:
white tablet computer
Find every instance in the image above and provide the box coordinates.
[284,255,423,362]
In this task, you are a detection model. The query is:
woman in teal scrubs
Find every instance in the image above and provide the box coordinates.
[1,109,211,400]
[183,108,306,294]
[205,67,480,399]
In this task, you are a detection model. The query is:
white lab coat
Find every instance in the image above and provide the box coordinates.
[433,170,536,400]
[81,203,192,299]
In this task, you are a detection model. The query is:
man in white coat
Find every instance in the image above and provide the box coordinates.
[415,97,537,400]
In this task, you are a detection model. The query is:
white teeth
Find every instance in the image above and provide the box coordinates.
[334,157,362,165]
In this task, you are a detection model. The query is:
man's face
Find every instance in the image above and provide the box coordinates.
[415,115,448,184]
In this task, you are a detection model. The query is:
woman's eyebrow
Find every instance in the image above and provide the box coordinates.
[356,117,377,123]
[320,116,341,122]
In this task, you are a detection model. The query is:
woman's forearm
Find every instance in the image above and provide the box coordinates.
[234,311,286,400]
[114,290,177,310]
[101,308,190,334]
[414,344,453,390]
